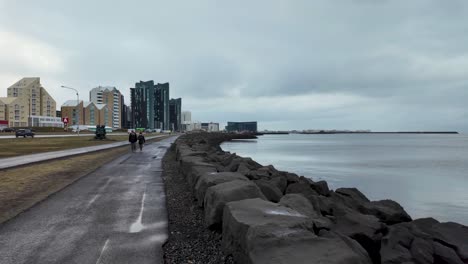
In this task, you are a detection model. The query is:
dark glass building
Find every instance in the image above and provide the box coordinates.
[169,98,182,131]
[225,121,258,133]
[130,81,170,130]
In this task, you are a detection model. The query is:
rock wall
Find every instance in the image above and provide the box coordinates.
[172,132,468,264]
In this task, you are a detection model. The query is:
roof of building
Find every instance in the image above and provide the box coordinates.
[91,86,118,93]
[95,103,107,110]
[0,97,18,104]
[8,77,40,88]
[62,100,81,107]
[83,101,93,107]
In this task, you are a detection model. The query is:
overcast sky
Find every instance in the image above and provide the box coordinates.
[1,0,467,131]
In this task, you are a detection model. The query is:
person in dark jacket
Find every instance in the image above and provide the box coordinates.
[137,132,146,152]
[129,130,138,152]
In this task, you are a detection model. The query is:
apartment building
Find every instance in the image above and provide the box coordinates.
[61,100,112,127]
[2,77,57,127]
[90,86,123,129]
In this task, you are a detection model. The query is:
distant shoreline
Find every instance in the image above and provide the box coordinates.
[257,131,459,135]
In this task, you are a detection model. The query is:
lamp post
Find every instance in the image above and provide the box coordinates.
[61,85,80,136]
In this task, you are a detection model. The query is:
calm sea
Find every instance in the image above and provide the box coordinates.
[221,134,468,225]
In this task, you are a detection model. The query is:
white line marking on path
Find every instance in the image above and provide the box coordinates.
[87,178,113,208]
[130,189,147,233]
[95,238,110,264]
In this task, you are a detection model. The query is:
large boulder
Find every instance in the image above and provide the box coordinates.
[332,207,387,263]
[335,188,370,206]
[222,198,372,264]
[279,193,321,219]
[279,193,332,231]
[254,180,283,203]
[362,200,412,225]
[194,172,249,207]
[310,180,330,196]
[269,176,288,194]
[433,241,464,264]
[334,189,412,225]
[428,222,468,262]
[410,237,433,264]
[204,180,266,228]
[380,223,414,264]
[186,164,218,192]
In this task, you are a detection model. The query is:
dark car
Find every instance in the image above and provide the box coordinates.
[2,127,15,132]
[16,129,35,138]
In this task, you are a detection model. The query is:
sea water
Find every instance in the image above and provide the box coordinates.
[222,134,468,224]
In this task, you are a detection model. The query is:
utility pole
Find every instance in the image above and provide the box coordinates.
[61,85,80,136]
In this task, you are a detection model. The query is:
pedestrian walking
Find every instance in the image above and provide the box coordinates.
[138,132,146,152]
[129,130,138,152]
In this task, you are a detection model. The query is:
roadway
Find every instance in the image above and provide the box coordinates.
[0,135,166,170]
[0,136,177,264]
[0,133,129,139]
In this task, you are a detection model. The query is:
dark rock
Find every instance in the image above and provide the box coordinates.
[433,241,464,264]
[284,172,300,184]
[332,207,387,263]
[204,180,266,229]
[410,237,433,264]
[194,172,249,207]
[254,180,283,203]
[380,224,414,264]
[336,188,370,203]
[222,198,371,264]
[279,193,332,232]
[362,200,412,225]
[310,180,330,196]
[269,176,288,194]
[279,194,321,218]
[286,182,319,196]
[186,165,218,192]
[430,222,468,261]
[236,162,252,175]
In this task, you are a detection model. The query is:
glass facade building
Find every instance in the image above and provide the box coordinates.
[130,80,170,130]
[169,98,182,131]
[225,121,258,133]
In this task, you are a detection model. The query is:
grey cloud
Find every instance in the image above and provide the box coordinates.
[0,0,467,131]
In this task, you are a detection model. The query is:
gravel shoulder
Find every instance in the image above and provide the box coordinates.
[162,144,234,264]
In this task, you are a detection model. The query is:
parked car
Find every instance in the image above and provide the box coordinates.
[16,129,35,138]
[2,127,15,132]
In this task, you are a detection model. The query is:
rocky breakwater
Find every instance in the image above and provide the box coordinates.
[173,132,468,264]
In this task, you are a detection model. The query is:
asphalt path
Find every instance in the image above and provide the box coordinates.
[0,135,166,170]
[0,136,177,264]
[0,132,130,139]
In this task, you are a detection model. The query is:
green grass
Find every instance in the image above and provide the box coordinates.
[0,135,131,158]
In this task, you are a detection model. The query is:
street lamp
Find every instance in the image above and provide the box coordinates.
[61,85,80,136]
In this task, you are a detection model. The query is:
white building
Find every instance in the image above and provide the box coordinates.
[29,115,63,128]
[89,86,122,129]
[185,122,201,131]
[182,111,191,124]
[201,122,219,132]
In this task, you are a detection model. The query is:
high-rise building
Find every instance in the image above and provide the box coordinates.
[130,80,170,130]
[155,83,170,130]
[169,98,182,132]
[2,77,57,127]
[89,86,123,129]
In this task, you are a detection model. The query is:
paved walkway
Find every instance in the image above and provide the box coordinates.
[0,135,165,170]
[0,136,177,264]
[0,133,129,139]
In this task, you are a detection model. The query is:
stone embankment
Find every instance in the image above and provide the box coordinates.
[170,132,468,264]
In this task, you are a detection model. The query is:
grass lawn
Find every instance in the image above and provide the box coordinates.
[0,136,168,224]
[0,135,132,158]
